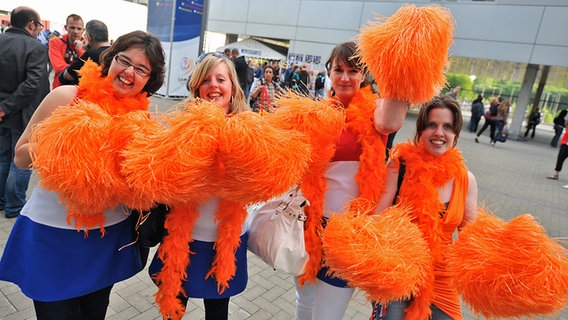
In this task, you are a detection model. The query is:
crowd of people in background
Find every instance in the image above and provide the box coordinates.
[1,5,568,320]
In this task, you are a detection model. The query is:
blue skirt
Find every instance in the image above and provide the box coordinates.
[0,215,143,302]
[149,233,248,299]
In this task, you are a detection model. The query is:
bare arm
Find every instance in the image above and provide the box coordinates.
[459,170,479,230]
[374,98,407,135]
[14,86,78,169]
[375,160,400,214]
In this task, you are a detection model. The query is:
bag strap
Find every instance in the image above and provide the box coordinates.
[260,85,271,112]
[276,186,307,221]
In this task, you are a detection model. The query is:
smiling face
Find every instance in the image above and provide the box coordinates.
[198,61,233,114]
[107,47,151,97]
[420,107,456,156]
[329,59,365,106]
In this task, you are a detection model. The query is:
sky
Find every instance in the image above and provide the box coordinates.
[1,0,147,41]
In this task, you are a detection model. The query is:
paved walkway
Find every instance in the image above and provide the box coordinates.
[0,97,566,319]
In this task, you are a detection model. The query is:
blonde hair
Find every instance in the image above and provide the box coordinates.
[188,54,249,114]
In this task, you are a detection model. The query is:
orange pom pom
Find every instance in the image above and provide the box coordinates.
[357,4,454,104]
[215,111,311,203]
[122,100,225,205]
[31,100,127,230]
[448,210,568,318]
[322,204,431,303]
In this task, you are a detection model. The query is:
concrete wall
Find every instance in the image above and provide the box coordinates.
[206,0,568,67]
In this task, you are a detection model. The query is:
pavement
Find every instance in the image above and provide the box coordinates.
[0,96,566,320]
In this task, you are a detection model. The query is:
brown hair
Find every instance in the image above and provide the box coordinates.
[99,31,165,96]
[414,95,463,147]
[325,42,370,91]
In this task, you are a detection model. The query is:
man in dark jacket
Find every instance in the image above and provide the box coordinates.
[231,48,249,99]
[0,6,50,218]
[58,19,110,85]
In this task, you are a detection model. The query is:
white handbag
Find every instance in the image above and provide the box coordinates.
[247,187,310,276]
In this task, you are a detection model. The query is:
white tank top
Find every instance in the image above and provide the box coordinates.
[20,187,128,229]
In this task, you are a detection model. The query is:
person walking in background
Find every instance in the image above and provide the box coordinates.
[298,64,311,96]
[314,70,326,99]
[0,6,50,219]
[0,30,166,319]
[547,123,568,182]
[468,94,484,133]
[491,99,510,146]
[230,48,249,100]
[49,13,85,89]
[475,96,500,143]
[551,110,567,147]
[523,107,541,139]
[58,19,110,86]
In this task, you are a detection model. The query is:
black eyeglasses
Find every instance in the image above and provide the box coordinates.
[196,52,228,64]
[32,20,44,29]
[114,55,151,78]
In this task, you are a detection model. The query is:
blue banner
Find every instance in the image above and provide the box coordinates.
[147,0,204,97]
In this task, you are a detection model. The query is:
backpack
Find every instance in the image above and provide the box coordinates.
[489,103,499,116]
[315,74,325,90]
[246,66,254,85]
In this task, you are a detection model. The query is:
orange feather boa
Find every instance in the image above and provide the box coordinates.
[30,60,152,231]
[123,99,315,319]
[273,87,388,285]
[390,141,468,320]
[448,210,568,318]
[357,4,454,104]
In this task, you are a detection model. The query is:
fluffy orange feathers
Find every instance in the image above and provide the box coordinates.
[270,95,345,284]
[270,94,344,167]
[322,204,431,303]
[216,111,311,203]
[121,100,225,206]
[357,4,454,104]
[31,101,119,230]
[448,211,568,318]
[30,60,152,230]
[153,203,197,320]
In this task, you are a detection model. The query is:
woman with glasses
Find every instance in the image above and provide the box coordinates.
[0,30,165,320]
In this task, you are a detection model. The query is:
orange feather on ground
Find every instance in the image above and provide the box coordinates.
[448,210,568,318]
[357,4,454,104]
[322,204,431,304]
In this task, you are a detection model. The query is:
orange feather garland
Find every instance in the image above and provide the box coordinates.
[357,4,454,104]
[215,111,312,203]
[121,100,225,206]
[322,204,431,303]
[447,210,568,319]
[30,60,152,230]
[270,94,345,285]
[153,203,197,320]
